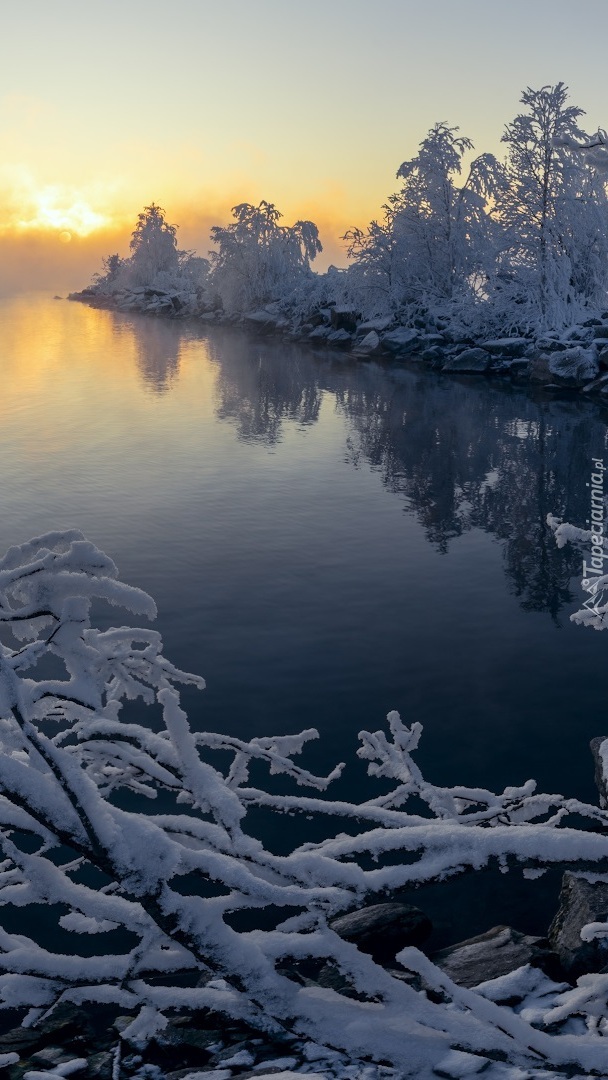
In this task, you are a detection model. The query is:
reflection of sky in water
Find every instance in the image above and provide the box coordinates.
[2,294,608,943]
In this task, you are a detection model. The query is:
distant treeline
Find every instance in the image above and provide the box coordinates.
[87,83,608,334]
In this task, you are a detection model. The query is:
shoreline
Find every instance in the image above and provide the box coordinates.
[69,286,608,404]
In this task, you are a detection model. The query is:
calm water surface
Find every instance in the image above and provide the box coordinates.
[2,293,607,945]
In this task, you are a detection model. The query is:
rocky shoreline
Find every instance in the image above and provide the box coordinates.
[69,287,608,402]
[3,737,608,1080]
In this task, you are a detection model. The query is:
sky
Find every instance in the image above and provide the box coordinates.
[2,0,608,291]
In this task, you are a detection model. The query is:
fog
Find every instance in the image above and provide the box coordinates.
[0,207,349,297]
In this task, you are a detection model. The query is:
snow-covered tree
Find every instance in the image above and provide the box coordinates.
[344,123,502,320]
[88,204,210,313]
[494,84,608,328]
[127,203,181,283]
[209,200,322,313]
[2,530,608,1075]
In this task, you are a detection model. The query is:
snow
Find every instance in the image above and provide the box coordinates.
[2,529,608,1076]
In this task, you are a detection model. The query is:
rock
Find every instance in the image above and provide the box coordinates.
[592,323,608,338]
[329,902,431,964]
[353,330,380,355]
[357,317,392,333]
[536,336,568,352]
[330,308,358,333]
[528,355,553,383]
[549,872,608,978]
[433,1049,491,1077]
[327,328,353,347]
[582,373,608,397]
[314,962,361,999]
[548,346,598,384]
[380,327,422,355]
[598,345,608,369]
[308,326,331,340]
[431,925,556,988]
[505,359,530,379]
[242,311,277,332]
[590,736,608,807]
[421,346,446,367]
[442,348,491,373]
[85,1051,114,1080]
[418,333,446,349]
[480,337,529,358]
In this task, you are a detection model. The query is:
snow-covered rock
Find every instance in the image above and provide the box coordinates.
[442,348,491,373]
[353,330,381,355]
[548,346,598,384]
[330,902,432,964]
[327,328,353,347]
[433,1049,490,1077]
[480,337,529,357]
[242,310,279,331]
[380,327,422,355]
[535,336,568,352]
[357,316,393,333]
[431,926,556,988]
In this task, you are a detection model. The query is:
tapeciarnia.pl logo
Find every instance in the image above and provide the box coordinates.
[581,457,607,620]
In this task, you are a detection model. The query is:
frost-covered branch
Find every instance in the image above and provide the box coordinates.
[1,531,608,1075]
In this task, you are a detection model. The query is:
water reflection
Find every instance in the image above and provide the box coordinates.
[112,313,181,395]
[209,345,606,619]
[207,332,323,443]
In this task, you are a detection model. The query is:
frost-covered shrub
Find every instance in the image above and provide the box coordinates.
[493,84,608,330]
[2,531,608,1075]
[342,123,503,323]
[91,205,210,313]
[209,201,322,314]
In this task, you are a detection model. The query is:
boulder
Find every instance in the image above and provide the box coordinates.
[528,355,554,383]
[242,310,278,332]
[548,872,608,978]
[330,308,358,333]
[357,317,392,333]
[431,925,556,988]
[535,336,568,352]
[433,1049,491,1078]
[590,736,608,807]
[598,345,608,369]
[582,373,608,397]
[330,902,431,965]
[308,326,331,340]
[548,346,598,385]
[380,327,422,355]
[480,337,529,358]
[442,348,491,373]
[421,346,446,367]
[327,328,353,348]
[418,333,446,349]
[592,323,608,338]
[353,330,380,355]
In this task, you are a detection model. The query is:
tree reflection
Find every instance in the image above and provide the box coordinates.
[114,313,181,395]
[208,331,322,444]
[210,338,605,620]
[336,369,605,619]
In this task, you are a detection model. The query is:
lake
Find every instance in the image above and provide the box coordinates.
[2,292,607,947]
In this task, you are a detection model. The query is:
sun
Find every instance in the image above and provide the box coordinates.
[16,185,110,237]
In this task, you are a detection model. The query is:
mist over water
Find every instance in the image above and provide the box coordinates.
[2,294,606,944]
